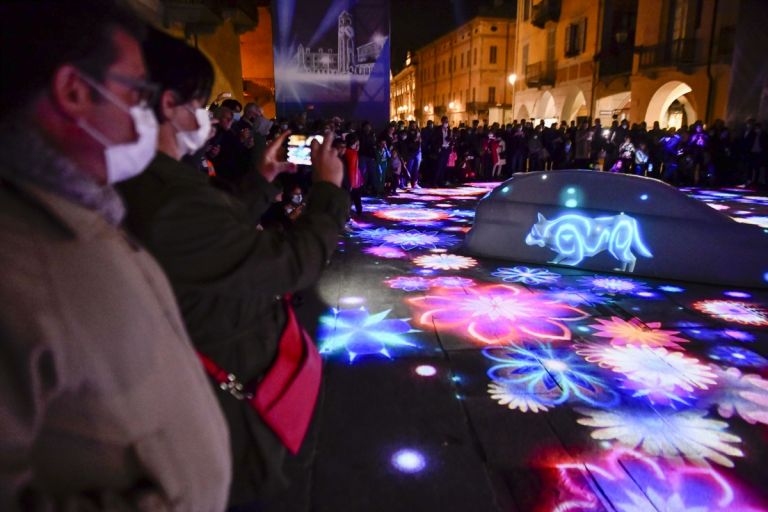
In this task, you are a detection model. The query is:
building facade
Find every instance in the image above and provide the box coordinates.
[391,52,416,122]
[128,0,266,105]
[513,0,636,127]
[240,6,276,117]
[390,15,516,125]
[511,0,765,128]
[630,0,737,128]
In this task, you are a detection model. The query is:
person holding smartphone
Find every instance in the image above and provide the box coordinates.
[118,29,349,509]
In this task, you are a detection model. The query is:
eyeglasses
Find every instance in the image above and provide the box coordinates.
[104,71,160,106]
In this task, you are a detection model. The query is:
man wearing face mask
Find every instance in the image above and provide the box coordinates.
[0,2,231,510]
[118,29,349,509]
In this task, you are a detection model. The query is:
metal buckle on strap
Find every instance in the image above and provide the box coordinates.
[219,373,254,400]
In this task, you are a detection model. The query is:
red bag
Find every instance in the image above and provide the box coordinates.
[198,296,322,455]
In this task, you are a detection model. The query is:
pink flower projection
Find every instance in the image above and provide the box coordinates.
[545,448,765,512]
[412,253,478,270]
[363,245,408,259]
[693,300,768,326]
[412,186,487,197]
[373,208,450,223]
[589,316,690,350]
[407,283,589,345]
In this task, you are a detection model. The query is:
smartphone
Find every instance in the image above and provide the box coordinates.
[286,134,324,166]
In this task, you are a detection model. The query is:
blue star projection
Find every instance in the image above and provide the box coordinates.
[579,275,651,295]
[491,266,561,286]
[318,307,419,362]
[708,346,768,369]
[483,342,618,408]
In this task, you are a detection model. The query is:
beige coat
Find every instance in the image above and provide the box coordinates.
[0,178,231,511]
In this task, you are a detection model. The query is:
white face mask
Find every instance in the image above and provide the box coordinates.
[76,74,158,184]
[174,107,212,156]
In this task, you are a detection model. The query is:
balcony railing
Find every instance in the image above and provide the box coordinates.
[531,0,562,29]
[526,61,556,88]
[637,38,700,70]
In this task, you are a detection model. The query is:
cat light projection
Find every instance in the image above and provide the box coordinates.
[525,213,653,272]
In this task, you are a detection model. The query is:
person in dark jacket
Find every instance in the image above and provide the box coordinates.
[118,29,349,509]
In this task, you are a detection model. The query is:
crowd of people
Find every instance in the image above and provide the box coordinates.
[199,109,767,207]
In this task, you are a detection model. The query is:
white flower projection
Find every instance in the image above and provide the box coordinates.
[576,407,743,468]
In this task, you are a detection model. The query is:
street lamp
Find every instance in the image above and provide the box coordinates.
[508,73,517,85]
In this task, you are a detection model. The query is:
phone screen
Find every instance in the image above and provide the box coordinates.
[286,135,324,166]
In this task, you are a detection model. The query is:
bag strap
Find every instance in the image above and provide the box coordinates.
[198,351,253,400]
[196,294,297,401]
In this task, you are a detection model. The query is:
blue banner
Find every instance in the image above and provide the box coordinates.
[271,0,390,127]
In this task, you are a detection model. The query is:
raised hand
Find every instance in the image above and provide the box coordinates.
[258,130,297,183]
[310,131,343,187]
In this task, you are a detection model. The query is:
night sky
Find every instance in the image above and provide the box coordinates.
[390,0,516,74]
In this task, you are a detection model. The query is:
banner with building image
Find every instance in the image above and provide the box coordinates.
[271,0,390,127]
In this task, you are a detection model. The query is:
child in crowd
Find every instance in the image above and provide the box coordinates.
[374,138,390,196]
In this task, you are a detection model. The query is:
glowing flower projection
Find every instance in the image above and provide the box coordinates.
[683,327,756,343]
[373,208,449,224]
[549,448,764,512]
[491,266,561,286]
[377,229,459,251]
[442,226,472,233]
[385,276,432,292]
[575,344,716,405]
[408,284,588,345]
[412,253,478,271]
[580,275,650,295]
[487,381,552,413]
[708,346,768,368]
[355,227,395,240]
[444,208,476,219]
[734,216,768,229]
[699,366,768,426]
[484,343,618,408]
[576,407,744,467]
[429,276,476,289]
[362,245,408,259]
[317,307,418,362]
[413,186,487,197]
[588,316,689,350]
[403,194,442,201]
[545,288,610,307]
[693,300,768,326]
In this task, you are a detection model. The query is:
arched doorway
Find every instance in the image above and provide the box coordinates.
[644,81,697,128]
[594,91,632,124]
[517,104,531,122]
[561,89,587,123]
[534,91,557,125]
